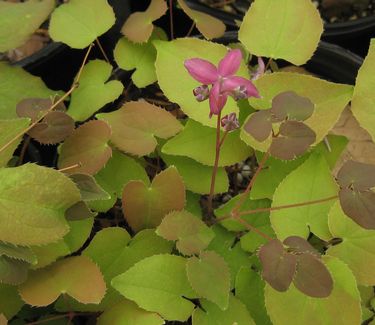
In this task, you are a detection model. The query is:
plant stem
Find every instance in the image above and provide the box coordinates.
[0,44,93,156]
[58,162,81,173]
[17,135,31,165]
[232,215,273,241]
[95,38,110,63]
[169,0,174,40]
[265,58,273,71]
[186,21,196,37]
[207,111,225,215]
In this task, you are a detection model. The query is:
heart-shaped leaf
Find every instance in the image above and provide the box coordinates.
[70,173,110,202]
[97,101,182,157]
[0,243,36,265]
[0,0,55,52]
[337,160,375,191]
[0,256,29,285]
[156,210,214,255]
[176,0,225,39]
[243,110,273,142]
[111,254,198,321]
[186,251,230,310]
[0,164,80,246]
[270,121,316,160]
[16,97,65,122]
[283,236,319,257]
[114,28,167,88]
[19,256,106,306]
[67,60,123,122]
[58,120,112,175]
[122,167,185,232]
[49,0,115,49]
[239,0,323,65]
[121,0,167,43]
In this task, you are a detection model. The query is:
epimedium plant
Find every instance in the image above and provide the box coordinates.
[1,0,375,324]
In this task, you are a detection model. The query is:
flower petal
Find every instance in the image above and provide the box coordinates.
[222,76,260,98]
[209,82,228,117]
[184,58,219,84]
[218,49,242,77]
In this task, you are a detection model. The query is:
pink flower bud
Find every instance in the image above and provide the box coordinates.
[221,112,240,131]
[193,85,210,102]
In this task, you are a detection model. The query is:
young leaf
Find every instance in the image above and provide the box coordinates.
[269,121,316,160]
[328,201,375,286]
[97,101,182,157]
[70,173,110,202]
[243,110,272,142]
[0,243,36,265]
[19,256,106,306]
[270,152,338,240]
[122,167,185,232]
[156,210,214,256]
[176,0,225,39]
[162,154,228,194]
[162,119,251,167]
[258,239,297,292]
[56,228,173,312]
[64,200,96,221]
[186,251,230,310]
[0,118,30,167]
[283,236,319,257]
[0,256,28,285]
[0,284,23,319]
[67,60,123,122]
[28,111,75,145]
[337,160,375,190]
[0,164,80,246]
[58,120,112,175]
[114,28,167,88]
[154,38,249,127]
[111,254,198,321]
[0,0,55,52]
[16,97,64,122]
[49,0,115,49]
[192,295,255,325]
[97,299,164,325]
[265,256,361,325]
[239,0,323,65]
[121,0,167,43]
[0,63,57,119]
[243,72,353,152]
[235,268,272,325]
[351,39,375,142]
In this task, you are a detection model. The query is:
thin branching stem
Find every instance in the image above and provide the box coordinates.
[95,38,110,63]
[169,0,174,40]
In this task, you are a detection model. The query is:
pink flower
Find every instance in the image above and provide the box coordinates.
[184,49,260,117]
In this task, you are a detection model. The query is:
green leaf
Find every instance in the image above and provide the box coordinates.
[56,227,173,312]
[122,166,185,232]
[0,63,57,119]
[112,254,198,321]
[0,164,80,246]
[67,60,123,122]
[114,28,167,88]
[186,191,203,218]
[351,39,375,142]
[192,294,255,325]
[206,225,250,287]
[327,201,375,286]
[156,210,214,256]
[0,256,29,285]
[270,152,338,241]
[242,72,353,152]
[49,0,115,49]
[162,119,252,167]
[235,268,272,325]
[58,120,112,175]
[0,242,36,265]
[0,284,23,319]
[265,256,361,325]
[0,118,30,167]
[186,251,230,310]
[0,0,55,52]
[162,154,228,194]
[30,217,94,269]
[19,256,106,307]
[154,38,249,127]
[70,173,110,202]
[97,101,182,157]
[97,299,165,325]
[238,0,323,65]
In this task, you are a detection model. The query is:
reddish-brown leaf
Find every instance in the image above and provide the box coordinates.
[283,236,319,257]
[270,121,316,160]
[16,97,65,122]
[122,166,185,232]
[258,239,297,292]
[243,110,273,142]
[58,120,112,175]
[293,253,333,298]
[337,160,375,191]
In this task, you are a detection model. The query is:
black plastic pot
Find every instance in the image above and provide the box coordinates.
[185,0,375,57]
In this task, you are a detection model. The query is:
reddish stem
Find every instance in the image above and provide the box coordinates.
[169,0,174,39]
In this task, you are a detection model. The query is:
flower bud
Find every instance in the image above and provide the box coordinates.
[221,112,240,132]
[193,85,210,102]
[232,85,248,101]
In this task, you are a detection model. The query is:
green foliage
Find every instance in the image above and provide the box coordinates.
[0,284,23,319]
[0,0,55,52]
[67,60,123,122]
[162,119,252,166]
[49,0,115,49]
[112,254,198,321]
[239,0,323,65]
